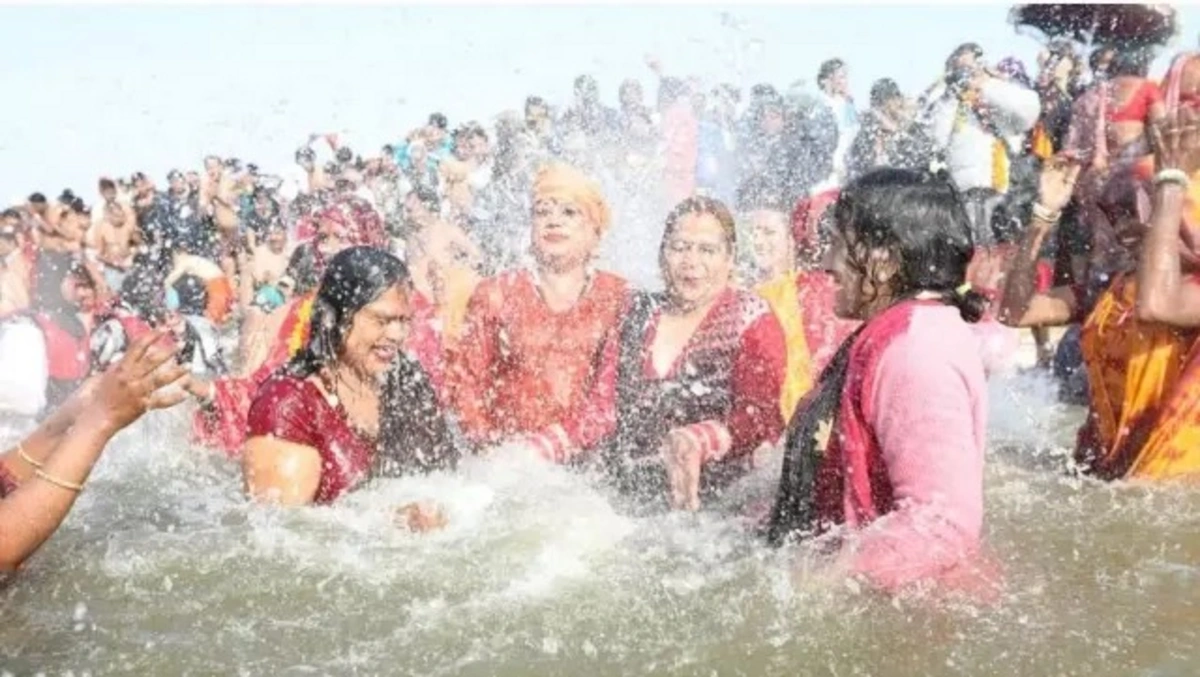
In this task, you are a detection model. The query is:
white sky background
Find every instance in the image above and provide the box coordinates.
[2,3,1198,201]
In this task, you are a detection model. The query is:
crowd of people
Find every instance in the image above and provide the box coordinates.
[3,30,1200,601]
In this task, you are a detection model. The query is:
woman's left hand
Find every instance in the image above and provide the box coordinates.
[395,501,448,533]
[662,429,703,512]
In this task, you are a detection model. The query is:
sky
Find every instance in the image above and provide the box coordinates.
[2,3,1198,202]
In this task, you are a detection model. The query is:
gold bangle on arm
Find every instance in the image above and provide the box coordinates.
[33,469,84,493]
[17,444,43,469]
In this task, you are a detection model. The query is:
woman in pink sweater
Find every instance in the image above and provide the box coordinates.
[766,168,996,597]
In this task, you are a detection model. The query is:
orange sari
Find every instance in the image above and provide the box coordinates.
[1077,274,1200,480]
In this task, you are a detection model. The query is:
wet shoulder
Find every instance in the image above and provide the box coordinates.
[247,374,325,444]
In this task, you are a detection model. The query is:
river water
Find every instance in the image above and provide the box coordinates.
[2,370,1199,676]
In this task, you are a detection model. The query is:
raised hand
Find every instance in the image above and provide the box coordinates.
[1036,154,1083,214]
[87,329,189,432]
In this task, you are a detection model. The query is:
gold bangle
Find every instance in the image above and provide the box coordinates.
[17,444,43,469]
[33,469,84,493]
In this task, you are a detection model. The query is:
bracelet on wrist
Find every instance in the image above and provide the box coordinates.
[1154,168,1190,188]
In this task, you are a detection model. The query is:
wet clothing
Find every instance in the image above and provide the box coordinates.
[1075,274,1200,480]
[567,289,786,507]
[757,273,817,421]
[448,269,628,446]
[246,358,456,504]
[774,300,991,594]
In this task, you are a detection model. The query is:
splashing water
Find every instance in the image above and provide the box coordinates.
[2,370,1200,675]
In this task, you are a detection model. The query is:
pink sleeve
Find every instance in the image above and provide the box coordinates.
[725,312,787,459]
[847,328,985,592]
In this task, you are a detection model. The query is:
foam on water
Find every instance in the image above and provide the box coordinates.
[3,372,1200,674]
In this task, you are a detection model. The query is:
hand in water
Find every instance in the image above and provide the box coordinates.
[662,430,703,512]
[395,501,448,533]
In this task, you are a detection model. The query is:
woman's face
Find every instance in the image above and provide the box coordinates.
[341,284,412,378]
[824,227,887,320]
[531,197,598,270]
[662,212,733,310]
[748,209,793,275]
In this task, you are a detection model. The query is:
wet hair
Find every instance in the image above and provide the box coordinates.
[817,58,846,87]
[525,96,548,112]
[767,169,985,545]
[98,178,117,193]
[428,112,448,130]
[869,78,903,109]
[831,168,986,322]
[661,196,737,257]
[28,193,46,205]
[287,246,457,476]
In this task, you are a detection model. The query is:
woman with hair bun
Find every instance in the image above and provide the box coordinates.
[767,168,995,596]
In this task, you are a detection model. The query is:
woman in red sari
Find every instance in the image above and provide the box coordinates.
[189,205,396,454]
[447,163,629,450]
[522,197,787,513]
[242,247,457,517]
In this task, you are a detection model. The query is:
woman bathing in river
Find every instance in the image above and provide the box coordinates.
[521,197,787,513]
[767,168,993,595]
[241,247,457,527]
[1000,107,1200,482]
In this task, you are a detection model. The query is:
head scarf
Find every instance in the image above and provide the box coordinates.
[531,163,612,236]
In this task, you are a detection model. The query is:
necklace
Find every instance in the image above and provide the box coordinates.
[319,366,380,442]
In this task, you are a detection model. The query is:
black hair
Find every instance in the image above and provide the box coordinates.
[98,177,117,192]
[749,83,778,99]
[831,168,986,322]
[817,58,846,87]
[1089,46,1116,76]
[1,208,20,220]
[428,112,448,130]
[766,168,985,545]
[1109,46,1154,78]
[286,246,458,476]
[525,96,548,111]
[172,274,208,317]
[28,193,46,205]
[947,42,984,69]
[869,78,903,109]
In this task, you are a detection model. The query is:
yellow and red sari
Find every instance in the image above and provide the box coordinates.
[1077,274,1200,481]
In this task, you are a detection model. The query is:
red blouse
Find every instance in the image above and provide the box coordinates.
[246,375,376,504]
[448,269,628,444]
[561,288,787,463]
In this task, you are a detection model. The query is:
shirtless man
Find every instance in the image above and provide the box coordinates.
[88,179,139,291]
[238,222,293,311]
